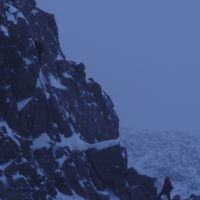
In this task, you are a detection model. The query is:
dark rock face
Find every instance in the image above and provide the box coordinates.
[0,0,157,199]
[126,168,157,200]
[87,145,127,185]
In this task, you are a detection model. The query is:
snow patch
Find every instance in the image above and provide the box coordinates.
[49,74,67,90]
[78,179,85,188]
[0,161,12,171]
[31,9,39,16]
[5,3,28,24]
[16,97,33,111]
[0,25,9,37]
[31,133,51,149]
[0,120,20,146]
[12,171,25,180]
[56,155,68,167]
[0,174,6,183]
[23,57,33,65]
[31,131,119,152]
[55,52,64,61]
[107,189,120,200]
[36,77,42,89]
[6,3,18,13]
[52,123,58,128]
[0,161,12,183]
[36,168,45,177]
[38,70,50,99]
[6,12,17,24]
[58,133,120,152]
[63,72,73,79]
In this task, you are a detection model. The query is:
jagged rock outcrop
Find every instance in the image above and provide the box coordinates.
[0,0,157,199]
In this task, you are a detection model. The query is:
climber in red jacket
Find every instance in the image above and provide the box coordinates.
[158,177,173,200]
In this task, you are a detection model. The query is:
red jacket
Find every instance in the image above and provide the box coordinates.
[163,178,173,193]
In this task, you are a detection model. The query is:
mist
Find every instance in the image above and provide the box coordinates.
[36,0,200,132]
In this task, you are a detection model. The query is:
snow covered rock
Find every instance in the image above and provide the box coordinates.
[0,0,157,199]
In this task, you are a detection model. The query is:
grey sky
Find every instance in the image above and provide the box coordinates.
[36,0,200,132]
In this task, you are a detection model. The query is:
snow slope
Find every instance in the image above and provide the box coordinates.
[120,128,200,198]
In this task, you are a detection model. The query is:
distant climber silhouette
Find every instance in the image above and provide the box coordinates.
[34,37,44,61]
[158,177,173,200]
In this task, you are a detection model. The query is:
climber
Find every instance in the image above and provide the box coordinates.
[158,177,173,200]
[34,37,44,61]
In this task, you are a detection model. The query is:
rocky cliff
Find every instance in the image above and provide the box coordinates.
[0,0,157,199]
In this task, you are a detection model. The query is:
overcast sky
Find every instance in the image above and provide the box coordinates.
[36,0,200,132]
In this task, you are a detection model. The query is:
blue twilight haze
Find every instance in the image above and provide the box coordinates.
[36,0,200,132]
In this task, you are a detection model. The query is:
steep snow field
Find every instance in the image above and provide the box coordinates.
[120,128,200,198]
